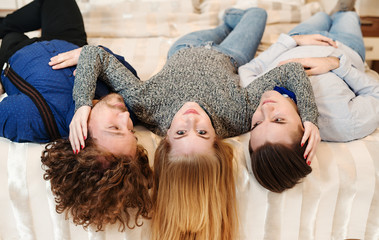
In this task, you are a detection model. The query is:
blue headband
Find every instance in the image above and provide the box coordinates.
[273,86,297,104]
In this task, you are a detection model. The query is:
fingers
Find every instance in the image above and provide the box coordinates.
[301,122,321,165]
[69,106,91,154]
[49,53,71,69]
[314,34,337,47]
[69,120,85,154]
[48,48,82,70]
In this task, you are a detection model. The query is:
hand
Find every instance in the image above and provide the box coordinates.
[301,121,321,165]
[291,34,337,48]
[279,57,340,76]
[69,106,91,154]
[49,47,82,74]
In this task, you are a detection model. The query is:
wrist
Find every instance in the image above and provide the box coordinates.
[328,56,340,70]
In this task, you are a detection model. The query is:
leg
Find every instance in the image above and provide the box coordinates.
[222,8,246,29]
[40,0,87,46]
[167,24,231,59]
[288,12,332,35]
[0,0,41,38]
[0,32,34,69]
[329,11,365,61]
[218,8,267,67]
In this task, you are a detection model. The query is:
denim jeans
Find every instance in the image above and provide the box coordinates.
[167,7,267,67]
[288,11,365,61]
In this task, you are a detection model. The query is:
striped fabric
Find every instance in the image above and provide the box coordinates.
[0,1,378,239]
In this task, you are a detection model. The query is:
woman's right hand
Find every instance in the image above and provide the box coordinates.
[301,121,321,165]
[291,34,337,48]
[69,106,91,154]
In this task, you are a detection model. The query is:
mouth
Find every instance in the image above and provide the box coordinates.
[184,109,199,115]
[110,101,127,111]
[262,100,276,106]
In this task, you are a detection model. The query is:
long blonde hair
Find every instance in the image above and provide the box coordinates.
[151,138,237,240]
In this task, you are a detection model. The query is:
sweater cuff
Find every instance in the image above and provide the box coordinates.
[332,54,351,78]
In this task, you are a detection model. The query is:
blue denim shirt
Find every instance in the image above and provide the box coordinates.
[0,40,137,143]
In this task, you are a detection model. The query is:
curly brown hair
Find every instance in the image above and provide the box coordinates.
[41,138,153,231]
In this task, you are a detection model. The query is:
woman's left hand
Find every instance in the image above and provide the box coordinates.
[49,47,82,74]
[301,121,321,164]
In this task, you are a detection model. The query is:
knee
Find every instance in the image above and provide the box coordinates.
[246,7,267,19]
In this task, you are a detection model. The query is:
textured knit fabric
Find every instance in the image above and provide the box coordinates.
[74,45,318,138]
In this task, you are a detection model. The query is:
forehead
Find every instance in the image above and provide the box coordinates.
[250,122,301,150]
[169,135,215,156]
[93,132,137,156]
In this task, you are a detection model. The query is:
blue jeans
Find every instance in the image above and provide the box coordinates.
[167,7,267,67]
[288,11,365,61]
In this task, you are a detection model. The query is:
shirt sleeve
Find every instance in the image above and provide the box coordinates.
[0,94,49,142]
[245,62,319,127]
[238,34,297,87]
[73,45,141,111]
[322,54,379,141]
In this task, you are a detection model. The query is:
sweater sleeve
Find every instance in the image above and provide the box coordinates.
[73,45,140,111]
[238,34,297,87]
[245,62,319,126]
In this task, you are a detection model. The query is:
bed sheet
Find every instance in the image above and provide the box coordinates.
[0,0,378,239]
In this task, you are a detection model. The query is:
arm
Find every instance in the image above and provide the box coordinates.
[70,45,141,152]
[246,62,319,126]
[239,34,337,87]
[0,95,50,142]
[73,45,140,110]
[239,34,297,86]
[49,46,139,79]
[279,57,340,76]
[326,54,379,140]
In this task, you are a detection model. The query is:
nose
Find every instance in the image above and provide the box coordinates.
[118,111,130,127]
[261,103,275,118]
[184,114,199,130]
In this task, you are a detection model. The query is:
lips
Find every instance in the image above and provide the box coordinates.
[262,100,276,106]
[184,109,199,115]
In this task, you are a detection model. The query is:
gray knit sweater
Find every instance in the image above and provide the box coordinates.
[73,45,318,138]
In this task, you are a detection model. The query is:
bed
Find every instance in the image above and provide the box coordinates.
[0,0,378,239]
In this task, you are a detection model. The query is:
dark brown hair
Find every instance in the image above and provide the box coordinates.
[41,138,153,231]
[250,141,311,193]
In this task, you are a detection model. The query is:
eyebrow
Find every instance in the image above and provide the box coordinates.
[105,130,126,137]
[173,133,210,140]
[250,121,287,132]
[105,130,139,141]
